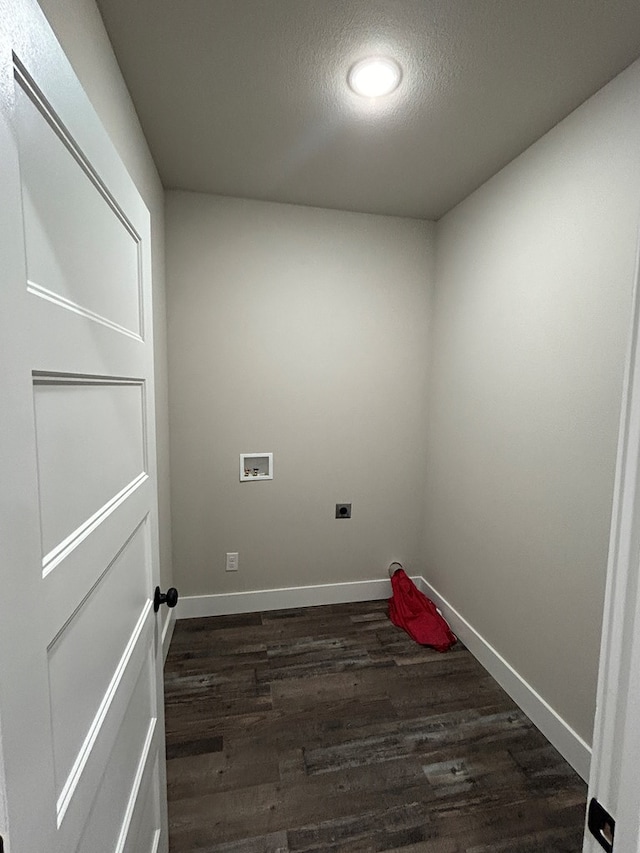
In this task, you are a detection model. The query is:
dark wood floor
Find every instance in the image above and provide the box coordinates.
[164,599,587,852]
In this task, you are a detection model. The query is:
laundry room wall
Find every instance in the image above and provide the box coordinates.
[166,192,435,600]
[424,59,640,747]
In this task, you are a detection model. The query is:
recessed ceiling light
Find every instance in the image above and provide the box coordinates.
[348,57,402,98]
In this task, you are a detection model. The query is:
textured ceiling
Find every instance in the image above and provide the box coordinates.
[95,0,640,220]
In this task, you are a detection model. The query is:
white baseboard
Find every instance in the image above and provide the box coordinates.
[173,573,590,781]
[175,577,392,620]
[415,576,591,781]
[161,608,176,664]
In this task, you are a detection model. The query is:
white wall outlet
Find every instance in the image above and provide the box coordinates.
[225,552,239,572]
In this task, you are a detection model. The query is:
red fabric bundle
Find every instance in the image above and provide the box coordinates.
[388,569,457,652]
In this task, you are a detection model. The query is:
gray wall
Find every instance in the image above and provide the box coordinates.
[37,0,174,593]
[166,193,434,595]
[424,60,640,744]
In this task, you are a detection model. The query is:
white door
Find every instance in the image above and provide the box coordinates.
[0,2,169,851]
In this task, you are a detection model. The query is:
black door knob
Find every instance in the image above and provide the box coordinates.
[154,586,179,612]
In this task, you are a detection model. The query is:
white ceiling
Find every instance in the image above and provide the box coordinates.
[95,0,640,220]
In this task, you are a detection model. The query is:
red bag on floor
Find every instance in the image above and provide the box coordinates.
[388,568,457,652]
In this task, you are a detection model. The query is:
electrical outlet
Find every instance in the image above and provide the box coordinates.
[225,552,239,572]
[335,503,352,519]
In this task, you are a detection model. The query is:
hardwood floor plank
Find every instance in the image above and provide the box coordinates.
[194,830,289,853]
[166,734,224,761]
[167,743,281,800]
[286,801,433,852]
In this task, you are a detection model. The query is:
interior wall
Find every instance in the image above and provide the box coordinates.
[424,59,640,745]
[166,192,434,597]
[36,0,173,593]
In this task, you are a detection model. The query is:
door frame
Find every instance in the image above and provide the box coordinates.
[584,222,640,849]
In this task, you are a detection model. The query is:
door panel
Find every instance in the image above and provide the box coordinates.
[77,649,159,853]
[15,58,142,338]
[125,762,163,853]
[48,518,151,800]
[0,2,168,851]
[33,378,147,563]
[55,617,158,850]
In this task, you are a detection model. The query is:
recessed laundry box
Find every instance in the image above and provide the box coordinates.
[239,452,273,481]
